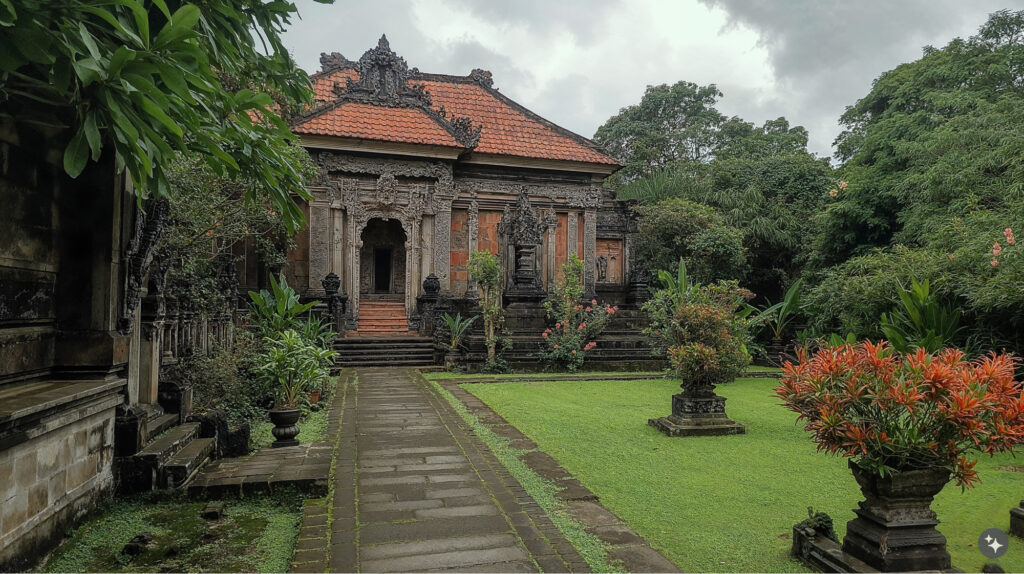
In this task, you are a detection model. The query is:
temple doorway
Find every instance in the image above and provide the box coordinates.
[359,218,406,295]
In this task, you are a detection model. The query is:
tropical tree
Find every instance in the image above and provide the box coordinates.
[0,0,327,231]
[467,250,503,363]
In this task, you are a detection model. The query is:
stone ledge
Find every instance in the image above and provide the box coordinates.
[0,378,124,423]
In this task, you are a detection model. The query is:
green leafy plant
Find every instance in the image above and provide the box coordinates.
[296,314,337,350]
[467,250,505,363]
[0,0,322,231]
[248,274,317,337]
[753,277,805,341]
[540,255,615,371]
[257,329,335,409]
[880,279,963,353]
[663,283,751,390]
[441,312,478,351]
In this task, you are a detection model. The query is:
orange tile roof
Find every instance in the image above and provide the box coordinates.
[299,68,619,168]
[295,101,462,148]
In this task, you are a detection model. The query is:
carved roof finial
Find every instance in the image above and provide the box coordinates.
[378,34,390,50]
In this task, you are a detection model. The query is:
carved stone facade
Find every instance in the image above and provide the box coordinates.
[287,37,636,332]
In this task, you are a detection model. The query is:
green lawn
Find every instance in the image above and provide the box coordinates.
[462,376,1024,573]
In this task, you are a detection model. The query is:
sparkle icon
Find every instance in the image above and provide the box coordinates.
[979,528,1009,559]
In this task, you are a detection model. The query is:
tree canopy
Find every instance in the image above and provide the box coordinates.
[0,0,326,232]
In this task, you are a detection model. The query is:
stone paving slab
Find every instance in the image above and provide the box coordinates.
[287,367,598,573]
[438,376,683,574]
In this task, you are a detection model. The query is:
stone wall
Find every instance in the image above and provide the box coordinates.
[0,397,118,571]
[0,128,128,570]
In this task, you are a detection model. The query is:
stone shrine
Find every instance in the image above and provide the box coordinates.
[284,36,646,342]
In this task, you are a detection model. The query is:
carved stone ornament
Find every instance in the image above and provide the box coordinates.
[375,173,398,209]
[313,35,482,151]
[119,198,169,334]
[321,272,341,295]
[422,273,441,295]
[498,188,544,246]
[469,68,494,88]
[319,51,356,73]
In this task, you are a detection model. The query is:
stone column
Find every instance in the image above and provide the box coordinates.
[466,200,479,299]
[433,207,452,292]
[566,211,578,258]
[583,209,598,297]
[331,204,345,278]
[545,212,557,292]
[307,196,330,297]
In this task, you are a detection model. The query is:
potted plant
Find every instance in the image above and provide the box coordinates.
[441,312,477,370]
[258,329,335,447]
[776,341,1024,571]
[647,272,751,437]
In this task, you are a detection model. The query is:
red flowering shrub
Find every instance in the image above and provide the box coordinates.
[775,341,1024,488]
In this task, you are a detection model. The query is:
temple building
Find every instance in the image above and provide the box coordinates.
[284,36,644,336]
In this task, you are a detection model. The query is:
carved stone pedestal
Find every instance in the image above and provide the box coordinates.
[1011,501,1024,538]
[648,391,745,437]
[842,461,952,572]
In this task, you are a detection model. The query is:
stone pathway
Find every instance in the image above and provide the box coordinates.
[291,367,590,573]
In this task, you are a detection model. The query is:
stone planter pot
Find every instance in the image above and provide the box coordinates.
[309,390,321,404]
[444,349,465,371]
[648,385,745,437]
[268,408,301,448]
[842,460,952,572]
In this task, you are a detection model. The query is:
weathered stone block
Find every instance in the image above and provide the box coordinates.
[14,453,37,489]
[1010,502,1024,538]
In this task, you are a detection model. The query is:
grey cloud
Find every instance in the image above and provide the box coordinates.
[442,0,624,46]
[699,0,1010,155]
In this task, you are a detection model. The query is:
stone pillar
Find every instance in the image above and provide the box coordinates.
[466,200,479,299]
[583,209,598,297]
[433,207,452,292]
[331,205,345,279]
[545,211,557,292]
[307,196,330,297]
[566,211,578,258]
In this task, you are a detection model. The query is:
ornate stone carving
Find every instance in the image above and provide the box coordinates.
[375,173,398,208]
[213,252,239,301]
[469,68,494,88]
[343,35,432,107]
[120,198,169,334]
[567,186,602,209]
[422,273,440,295]
[319,51,356,73]
[596,256,608,282]
[498,188,543,246]
[319,36,482,150]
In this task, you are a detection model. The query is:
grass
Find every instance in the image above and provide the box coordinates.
[425,377,623,573]
[461,375,1024,573]
[41,490,305,573]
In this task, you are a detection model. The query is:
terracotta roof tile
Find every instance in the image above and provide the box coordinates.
[299,69,619,167]
[294,101,462,148]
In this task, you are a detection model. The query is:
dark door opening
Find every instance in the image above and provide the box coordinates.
[374,248,391,293]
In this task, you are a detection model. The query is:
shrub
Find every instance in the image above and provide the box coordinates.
[248,273,317,338]
[173,332,270,427]
[775,341,1024,488]
[441,313,478,351]
[539,255,615,371]
[468,250,506,362]
[256,329,336,408]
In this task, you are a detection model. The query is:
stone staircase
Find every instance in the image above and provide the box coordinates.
[116,411,216,492]
[354,297,413,336]
[333,335,437,367]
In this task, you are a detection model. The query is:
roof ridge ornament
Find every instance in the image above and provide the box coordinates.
[469,68,493,88]
[343,34,432,106]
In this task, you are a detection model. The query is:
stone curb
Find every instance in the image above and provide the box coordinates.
[435,376,683,574]
[287,370,354,574]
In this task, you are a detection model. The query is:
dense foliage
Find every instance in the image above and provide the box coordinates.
[776,341,1024,488]
[0,0,323,231]
[539,255,615,371]
[633,199,746,284]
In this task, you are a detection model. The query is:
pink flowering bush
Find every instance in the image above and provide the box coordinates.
[539,254,616,371]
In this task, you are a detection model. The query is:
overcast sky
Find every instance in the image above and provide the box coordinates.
[281,0,1018,159]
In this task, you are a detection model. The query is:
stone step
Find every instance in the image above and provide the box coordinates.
[359,318,411,325]
[336,356,434,365]
[148,412,179,437]
[335,347,434,356]
[135,422,200,466]
[162,437,215,489]
[336,337,432,346]
[335,357,436,367]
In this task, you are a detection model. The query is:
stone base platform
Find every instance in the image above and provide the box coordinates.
[186,442,333,497]
[791,524,963,573]
[648,416,746,437]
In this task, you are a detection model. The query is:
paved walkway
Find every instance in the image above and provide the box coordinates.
[292,367,589,573]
